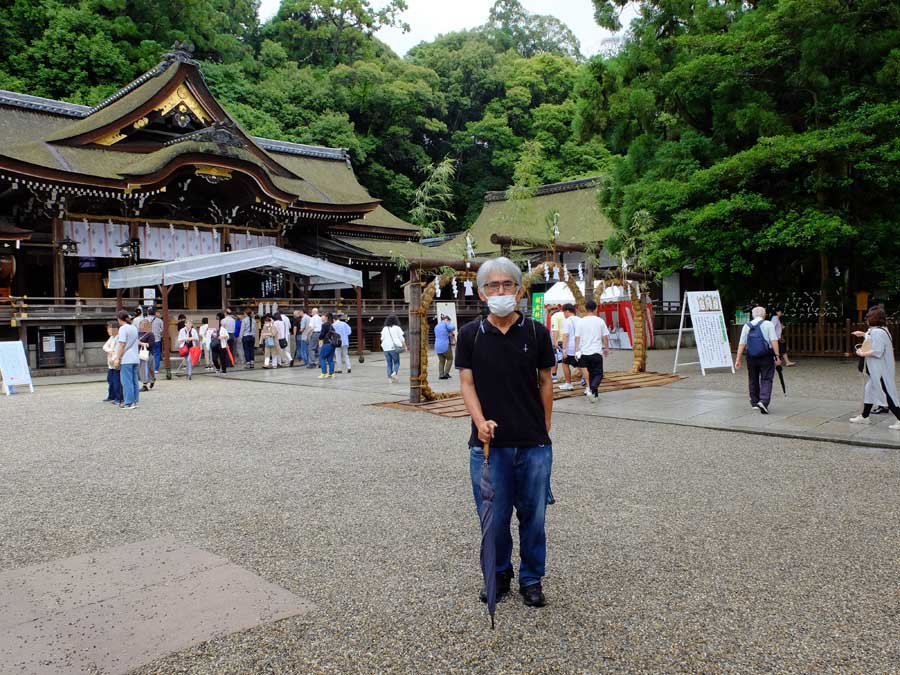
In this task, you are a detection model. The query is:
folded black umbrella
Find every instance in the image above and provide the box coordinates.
[775,364,786,396]
[479,440,497,629]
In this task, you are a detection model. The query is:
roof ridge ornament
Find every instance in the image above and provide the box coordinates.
[161,42,197,68]
[164,120,245,149]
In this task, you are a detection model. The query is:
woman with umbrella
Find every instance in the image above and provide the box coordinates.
[177,319,199,381]
[850,306,900,428]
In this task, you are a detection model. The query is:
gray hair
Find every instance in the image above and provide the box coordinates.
[752,306,766,319]
[476,256,522,289]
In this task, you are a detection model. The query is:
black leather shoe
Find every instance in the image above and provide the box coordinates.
[479,568,514,603]
[520,582,546,607]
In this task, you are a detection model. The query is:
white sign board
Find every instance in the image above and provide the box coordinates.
[435,302,458,328]
[0,341,34,394]
[673,291,734,375]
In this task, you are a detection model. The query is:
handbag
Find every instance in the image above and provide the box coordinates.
[857,336,873,373]
[265,336,275,348]
[278,338,288,349]
[139,345,149,361]
[178,345,189,357]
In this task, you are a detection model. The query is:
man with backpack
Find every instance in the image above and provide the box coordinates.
[734,306,782,414]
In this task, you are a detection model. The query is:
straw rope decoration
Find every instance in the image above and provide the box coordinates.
[418,270,478,401]
[519,262,586,315]
[416,262,587,402]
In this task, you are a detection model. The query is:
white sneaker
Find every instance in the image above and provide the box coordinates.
[849,415,871,424]
[889,421,900,430]
[559,383,574,391]
[588,394,598,404]
[584,388,592,396]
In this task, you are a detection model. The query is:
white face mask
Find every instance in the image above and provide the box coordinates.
[487,294,517,317]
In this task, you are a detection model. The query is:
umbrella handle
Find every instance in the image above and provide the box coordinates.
[483,440,490,462]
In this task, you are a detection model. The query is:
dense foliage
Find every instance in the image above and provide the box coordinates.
[587,0,900,301]
[1,0,898,299]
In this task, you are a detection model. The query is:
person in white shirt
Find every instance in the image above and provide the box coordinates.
[276,312,292,365]
[574,300,611,402]
[770,309,795,366]
[113,310,141,408]
[558,303,580,391]
[734,306,781,414]
[380,314,407,383]
[101,321,122,404]
[332,313,353,373]
[273,312,288,365]
[199,317,212,370]
[309,308,323,363]
[177,319,200,380]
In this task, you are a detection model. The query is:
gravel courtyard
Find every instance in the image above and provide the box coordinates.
[2,359,898,674]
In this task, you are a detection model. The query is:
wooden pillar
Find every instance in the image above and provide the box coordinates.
[160,284,172,379]
[116,289,124,311]
[74,320,85,367]
[185,281,198,310]
[381,269,390,300]
[51,218,64,302]
[355,285,364,363]
[408,268,422,404]
[302,276,310,312]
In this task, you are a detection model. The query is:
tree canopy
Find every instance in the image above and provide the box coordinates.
[582,0,900,301]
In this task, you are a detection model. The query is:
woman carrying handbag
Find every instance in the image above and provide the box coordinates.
[177,319,200,380]
[137,319,156,391]
[850,306,900,428]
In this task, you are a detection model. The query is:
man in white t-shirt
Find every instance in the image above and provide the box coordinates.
[558,303,581,391]
[308,308,323,365]
[575,300,610,402]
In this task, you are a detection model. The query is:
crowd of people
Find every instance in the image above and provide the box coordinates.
[101,305,413,407]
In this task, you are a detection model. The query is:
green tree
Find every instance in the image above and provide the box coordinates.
[581,0,900,302]
[409,157,457,238]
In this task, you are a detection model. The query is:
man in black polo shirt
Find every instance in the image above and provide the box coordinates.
[456,256,556,608]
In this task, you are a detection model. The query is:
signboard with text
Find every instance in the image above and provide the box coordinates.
[673,291,734,375]
[531,292,545,323]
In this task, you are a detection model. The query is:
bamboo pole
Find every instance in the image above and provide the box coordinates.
[408,268,422,404]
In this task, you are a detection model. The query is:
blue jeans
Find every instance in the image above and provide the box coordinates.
[385,350,400,378]
[120,364,140,405]
[107,368,123,402]
[242,335,256,364]
[469,444,552,588]
[297,336,309,364]
[152,341,161,370]
[319,343,335,374]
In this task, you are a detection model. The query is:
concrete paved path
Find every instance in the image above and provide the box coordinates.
[0,537,312,675]
[555,385,900,449]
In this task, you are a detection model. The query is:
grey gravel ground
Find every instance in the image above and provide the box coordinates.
[1,358,898,674]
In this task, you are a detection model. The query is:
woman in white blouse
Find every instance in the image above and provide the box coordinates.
[178,319,200,380]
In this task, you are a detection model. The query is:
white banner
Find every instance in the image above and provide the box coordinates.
[63,221,275,261]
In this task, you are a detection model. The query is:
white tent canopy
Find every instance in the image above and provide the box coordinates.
[107,246,362,290]
[543,280,640,306]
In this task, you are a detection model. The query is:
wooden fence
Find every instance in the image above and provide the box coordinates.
[730,320,900,356]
